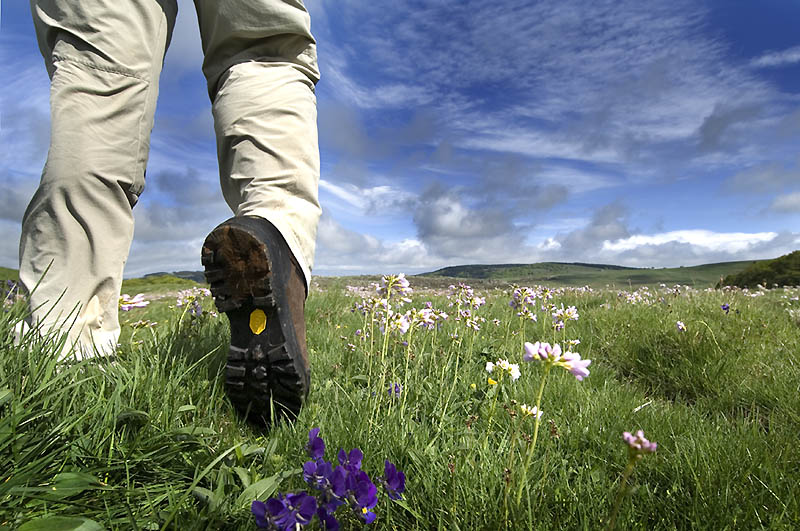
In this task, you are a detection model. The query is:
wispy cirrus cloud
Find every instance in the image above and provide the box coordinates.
[750,45,800,69]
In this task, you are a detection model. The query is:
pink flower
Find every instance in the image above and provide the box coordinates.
[119,293,149,311]
[523,341,562,362]
[562,351,591,381]
[622,430,657,457]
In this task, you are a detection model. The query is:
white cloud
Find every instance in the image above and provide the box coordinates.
[750,45,800,68]
[602,230,778,253]
[319,179,415,214]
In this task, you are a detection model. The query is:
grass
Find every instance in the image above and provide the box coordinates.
[1,278,799,529]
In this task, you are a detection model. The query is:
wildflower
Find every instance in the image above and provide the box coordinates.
[486,359,521,381]
[377,273,412,305]
[676,321,686,332]
[520,404,542,419]
[518,306,538,322]
[307,427,325,461]
[561,351,591,381]
[488,378,498,386]
[721,303,730,314]
[465,315,485,331]
[349,470,378,523]
[622,430,658,458]
[551,304,579,322]
[380,460,406,500]
[316,507,340,530]
[387,383,402,398]
[386,311,411,335]
[119,293,149,311]
[523,341,591,381]
[523,341,562,362]
[252,492,317,529]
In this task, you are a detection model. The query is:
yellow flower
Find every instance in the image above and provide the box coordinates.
[488,377,498,386]
[470,383,477,390]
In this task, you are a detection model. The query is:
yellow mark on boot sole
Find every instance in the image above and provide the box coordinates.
[250,309,267,335]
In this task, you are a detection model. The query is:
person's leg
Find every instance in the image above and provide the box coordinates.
[193,0,320,422]
[19,0,177,359]
[194,0,321,287]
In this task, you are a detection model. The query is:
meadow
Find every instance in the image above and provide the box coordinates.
[1,274,799,530]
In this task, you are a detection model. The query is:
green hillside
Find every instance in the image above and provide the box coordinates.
[0,267,19,282]
[717,250,800,288]
[423,260,761,288]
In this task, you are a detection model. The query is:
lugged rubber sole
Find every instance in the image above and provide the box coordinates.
[202,218,308,424]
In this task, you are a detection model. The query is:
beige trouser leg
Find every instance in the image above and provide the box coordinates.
[19,0,321,358]
[195,0,322,287]
[19,0,177,359]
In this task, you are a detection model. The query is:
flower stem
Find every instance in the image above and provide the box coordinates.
[605,458,637,531]
[483,375,502,451]
[516,365,550,504]
[503,416,521,526]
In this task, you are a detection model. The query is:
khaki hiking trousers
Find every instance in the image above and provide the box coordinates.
[18,0,321,359]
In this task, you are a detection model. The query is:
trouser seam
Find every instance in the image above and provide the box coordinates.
[51,54,147,81]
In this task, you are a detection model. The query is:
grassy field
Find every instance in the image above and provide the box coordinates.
[1,276,799,529]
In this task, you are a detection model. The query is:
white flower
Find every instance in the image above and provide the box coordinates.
[520,404,542,419]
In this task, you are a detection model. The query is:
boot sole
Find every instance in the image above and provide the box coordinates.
[202,218,308,423]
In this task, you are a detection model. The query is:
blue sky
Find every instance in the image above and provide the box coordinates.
[2,0,799,277]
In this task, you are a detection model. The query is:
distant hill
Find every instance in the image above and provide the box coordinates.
[144,270,207,283]
[0,257,776,290]
[422,260,762,288]
[717,251,800,288]
[0,266,18,282]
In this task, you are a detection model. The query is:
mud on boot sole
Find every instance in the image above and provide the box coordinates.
[202,217,309,424]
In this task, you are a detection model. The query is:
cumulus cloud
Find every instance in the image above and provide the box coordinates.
[602,231,800,268]
[411,185,529,260]
[555,201,632,257]
[602,230,778,253]
[315,214,434,274]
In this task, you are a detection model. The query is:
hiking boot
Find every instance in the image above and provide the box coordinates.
[201,216,310,424]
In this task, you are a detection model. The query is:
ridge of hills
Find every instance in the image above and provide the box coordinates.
[2,253,798,290]
[419,260,761,288]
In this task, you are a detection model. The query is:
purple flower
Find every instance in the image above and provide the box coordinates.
[562,351,591,381]
[317,507,340,530]
[303,459,334,489]
[307,428,325,461]
[721,303,730,314]
[119,293,149,311]
[381,460,406,500]
[623,429,658,458]
[387,383,402,398]
[348,470,378,523]
[253,492,317,530]
[338,447,364,472]
[523,341,562,362]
